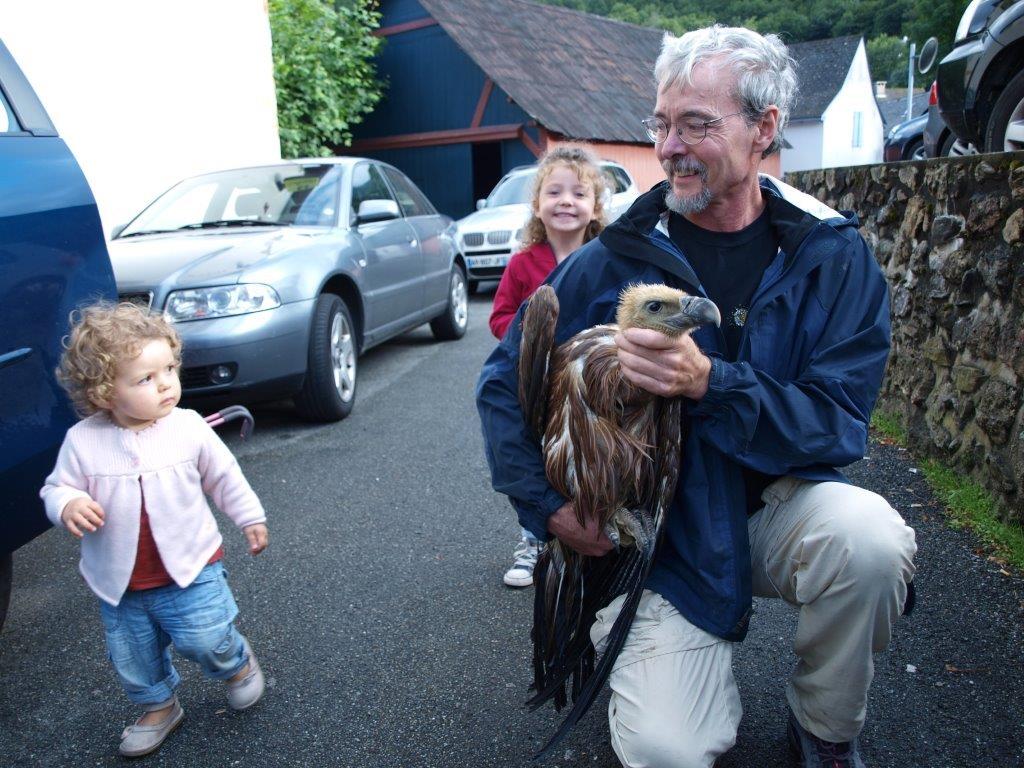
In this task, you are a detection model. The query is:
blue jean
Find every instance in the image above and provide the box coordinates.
[99,561,249,706]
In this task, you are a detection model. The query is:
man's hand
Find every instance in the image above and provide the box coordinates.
[547,502,613,557]
[243,523,269,555]
[60,497,105,538]
[615,328,711,400]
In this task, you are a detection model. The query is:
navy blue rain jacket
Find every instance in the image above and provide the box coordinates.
[475,176,891,641]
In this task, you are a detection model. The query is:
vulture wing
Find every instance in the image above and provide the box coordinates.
[517,285,684,761]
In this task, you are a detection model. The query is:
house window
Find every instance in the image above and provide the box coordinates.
[852,112,863,148]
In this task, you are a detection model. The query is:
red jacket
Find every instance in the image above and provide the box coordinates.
[489,242,557,339]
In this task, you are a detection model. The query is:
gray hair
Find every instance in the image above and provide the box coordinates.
[654,25,797,157]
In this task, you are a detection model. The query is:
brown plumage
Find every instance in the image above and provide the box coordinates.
[518,283,720,759]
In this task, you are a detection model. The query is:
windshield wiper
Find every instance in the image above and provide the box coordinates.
[119,229,179,238]
[177,219,279,230]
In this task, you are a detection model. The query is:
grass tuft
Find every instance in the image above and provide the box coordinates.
[919,460,1024,571]
[870,409,1024,572]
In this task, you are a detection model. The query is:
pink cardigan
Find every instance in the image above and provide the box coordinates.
[40,408,266,606]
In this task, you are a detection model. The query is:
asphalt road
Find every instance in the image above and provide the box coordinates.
[1,287,1021,767]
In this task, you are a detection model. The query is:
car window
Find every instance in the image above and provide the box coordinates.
[487,172,534,207]
[351,163,396,216]
[603,166,631,194]
[382,167,435,217]
[120,164,338,235]
[134,181,220,232]
[292,171,339,226]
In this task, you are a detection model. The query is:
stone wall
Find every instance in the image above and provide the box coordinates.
[787,152,1024,524]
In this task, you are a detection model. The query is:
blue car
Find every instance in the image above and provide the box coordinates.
[0,40,116,631]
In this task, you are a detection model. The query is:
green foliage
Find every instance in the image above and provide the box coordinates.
[537,0,953,52]
[868,34,910,87]
[904,0,970,67]
[870,408,907,444]
[269,0,383,158]
[871,409,1024,572]
[921,460,1024,571]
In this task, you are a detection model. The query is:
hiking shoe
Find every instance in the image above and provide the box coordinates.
[226,639,265,711]
[119,696,184,758]
[503,537,540,587]
[787,709,865,767]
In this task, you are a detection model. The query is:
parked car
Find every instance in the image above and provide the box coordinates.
[936,0,1024,153]
[883,113,929,161]
[455,160,639,291]
[923,80,961,157]
[0,40,117,631]
[109,158,467,423]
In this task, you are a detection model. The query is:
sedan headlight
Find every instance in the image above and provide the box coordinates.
[164,284,281,322]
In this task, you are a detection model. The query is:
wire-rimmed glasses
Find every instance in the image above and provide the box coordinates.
[641,112,744,145]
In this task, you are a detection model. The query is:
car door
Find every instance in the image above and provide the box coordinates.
[349,162,422,339]
[381,165,450,315]
[0,40,116,555]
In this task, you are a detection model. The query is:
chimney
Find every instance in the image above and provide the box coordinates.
[875,81,887,99]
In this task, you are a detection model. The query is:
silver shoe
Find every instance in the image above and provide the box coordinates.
[226,640,265,711]
[119,696,184,758]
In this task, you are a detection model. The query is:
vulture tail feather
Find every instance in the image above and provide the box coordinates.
[518,285,558,440]
[532,544,658,762]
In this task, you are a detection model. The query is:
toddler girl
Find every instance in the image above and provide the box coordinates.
[40,302,269,758]
[488,146,608,586]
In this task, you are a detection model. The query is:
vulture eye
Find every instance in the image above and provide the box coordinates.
[646,301,663,313]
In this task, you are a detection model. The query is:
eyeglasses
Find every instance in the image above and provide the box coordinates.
[641,112,745,145]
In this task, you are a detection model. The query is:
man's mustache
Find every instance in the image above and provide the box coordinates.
[662,157,708,180]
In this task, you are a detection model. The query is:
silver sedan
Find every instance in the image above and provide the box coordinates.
[110,158,468,422]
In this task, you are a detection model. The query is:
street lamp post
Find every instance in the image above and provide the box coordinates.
[904,37,916,123]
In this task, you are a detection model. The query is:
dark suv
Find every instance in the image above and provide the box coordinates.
[936,0,1024,153]
[0,40,116,631]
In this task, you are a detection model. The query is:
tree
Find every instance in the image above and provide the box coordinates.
[269,0,384,158]
[868,34,910,87]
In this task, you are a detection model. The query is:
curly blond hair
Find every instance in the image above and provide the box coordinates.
[57,302,182,417]
[520,145,608,249]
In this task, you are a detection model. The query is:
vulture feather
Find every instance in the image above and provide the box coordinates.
[518,283,720,760]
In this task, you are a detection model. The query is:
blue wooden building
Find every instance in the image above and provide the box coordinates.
[348,0,665,219]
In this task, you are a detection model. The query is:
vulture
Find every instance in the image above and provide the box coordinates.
[518,283,720,760]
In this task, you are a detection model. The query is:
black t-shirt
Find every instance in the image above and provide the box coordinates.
[668,208,780,515]
[668,208,777,361]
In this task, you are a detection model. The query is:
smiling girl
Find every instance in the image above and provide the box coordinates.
[488,146,608,587]
[41,302,269,758]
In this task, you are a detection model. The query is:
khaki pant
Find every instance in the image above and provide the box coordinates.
[590,478,918,768]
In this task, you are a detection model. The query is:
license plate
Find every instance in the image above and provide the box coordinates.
[466,254,510,268]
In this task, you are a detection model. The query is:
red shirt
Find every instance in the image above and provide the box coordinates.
[128,493,223,591]
[489,242,557,339]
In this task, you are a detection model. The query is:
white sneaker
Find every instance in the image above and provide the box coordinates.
[503,537,540,587]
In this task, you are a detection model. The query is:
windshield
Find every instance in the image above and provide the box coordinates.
[486,171,535,207]
[120,164,341,236]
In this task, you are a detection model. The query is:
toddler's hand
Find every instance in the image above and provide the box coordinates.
[243,523,269,555]
[60,498,105,538]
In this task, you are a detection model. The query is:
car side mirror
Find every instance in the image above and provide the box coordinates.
[476,198,487,211]
[110,223,127,239]
[356,199,400,224]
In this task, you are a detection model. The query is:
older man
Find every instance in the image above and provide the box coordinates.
[477,25,916,768]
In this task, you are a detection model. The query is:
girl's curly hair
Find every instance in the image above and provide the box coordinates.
[57,302,182,417]
[520,145,608,249]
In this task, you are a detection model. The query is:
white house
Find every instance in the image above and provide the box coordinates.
[782,36,884,174]
[0,0,282,237]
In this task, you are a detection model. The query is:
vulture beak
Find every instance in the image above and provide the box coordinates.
[664,296,721,331]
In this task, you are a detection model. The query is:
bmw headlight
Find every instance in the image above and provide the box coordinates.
[164,284,281,322]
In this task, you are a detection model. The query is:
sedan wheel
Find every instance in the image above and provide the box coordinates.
[430,265,469,341]
[985,69,1024,153]
[295,294,357,422]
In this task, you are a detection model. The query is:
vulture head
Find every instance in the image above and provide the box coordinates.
[615,284,721,336]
